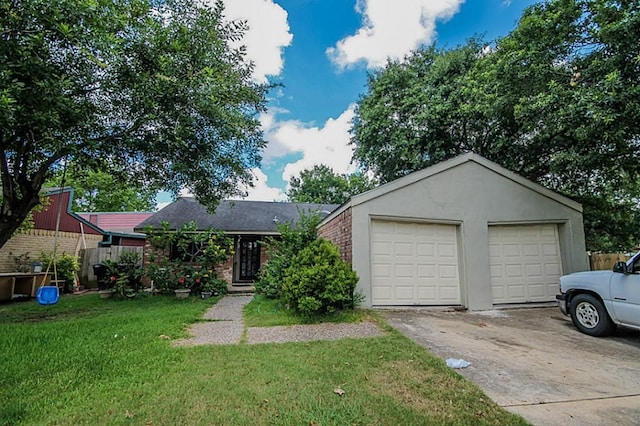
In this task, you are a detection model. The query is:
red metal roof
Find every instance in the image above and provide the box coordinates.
[77,212,153,234]
[33,189,102,235]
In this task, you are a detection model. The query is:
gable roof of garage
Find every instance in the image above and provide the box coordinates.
[322,153,582,223]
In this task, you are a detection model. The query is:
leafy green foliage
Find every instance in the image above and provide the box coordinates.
[287,164,376,204]
[11,252,33,273]
[351,0,640,251]
[145,221,232,295]
[104,251,145,298]
[47,162,158,212]
[281,239,359,316]
[0,0,268,248]
[254,210,321,298]
[40,252,80,292]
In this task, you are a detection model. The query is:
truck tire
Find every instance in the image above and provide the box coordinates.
[570,293,616,337]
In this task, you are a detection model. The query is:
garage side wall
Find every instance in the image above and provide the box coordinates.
[318,207,353,265]
[350,160,588,310]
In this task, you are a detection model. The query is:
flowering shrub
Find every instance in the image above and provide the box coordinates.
[145,222,232,296]
[102,252,144,298]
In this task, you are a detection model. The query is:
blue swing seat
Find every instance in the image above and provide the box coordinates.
[36,286,60,305]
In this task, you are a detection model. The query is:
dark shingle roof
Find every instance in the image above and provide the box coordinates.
[135,198,340,233]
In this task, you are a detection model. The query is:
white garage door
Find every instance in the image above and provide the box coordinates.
[489,224,562,304]
[371,220,460,305]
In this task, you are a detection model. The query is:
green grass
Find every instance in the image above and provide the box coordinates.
[0,294,528,425]
[243,294,371,327]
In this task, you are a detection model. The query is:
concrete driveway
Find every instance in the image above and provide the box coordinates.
[382,306,640,426]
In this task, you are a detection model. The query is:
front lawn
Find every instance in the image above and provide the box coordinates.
[243,294,370,327]
[0,295,527,425]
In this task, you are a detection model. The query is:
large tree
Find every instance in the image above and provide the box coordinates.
[47,161,158,212]
[287,164,376,205]
[351,0,640,251]
[0,0,268,247]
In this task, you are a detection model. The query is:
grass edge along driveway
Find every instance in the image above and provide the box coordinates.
[0,295,528,425]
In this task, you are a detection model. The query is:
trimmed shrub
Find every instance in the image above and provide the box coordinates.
[255,210,321,299]
[281,239,359,315]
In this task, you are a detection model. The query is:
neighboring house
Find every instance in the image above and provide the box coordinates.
[77,212,154,247]
[0,188,104,272]
[319,153,588,311]
[135,199,338,288]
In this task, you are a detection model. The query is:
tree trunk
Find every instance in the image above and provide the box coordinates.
[0,191,41,249]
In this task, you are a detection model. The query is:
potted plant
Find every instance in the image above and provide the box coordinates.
[98,275,117,299]
[174,274,191,299]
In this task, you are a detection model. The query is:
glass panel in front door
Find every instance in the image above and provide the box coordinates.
[239,240,260,281]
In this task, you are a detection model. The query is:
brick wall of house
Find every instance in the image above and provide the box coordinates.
[318,207,353,265]
[142,235,272,289]
[0,230,102,272]
[214,255,234,284]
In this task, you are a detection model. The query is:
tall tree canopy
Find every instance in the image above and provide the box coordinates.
[0,0,268,247]
[287,164,376,205]
[351,0,640,251]
[47,161,158,212]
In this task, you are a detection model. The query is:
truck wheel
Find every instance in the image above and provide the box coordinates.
[570,293,616,337]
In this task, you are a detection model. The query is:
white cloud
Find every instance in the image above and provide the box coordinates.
[233,168,287,202]
[221,0,293,83]
[327,0,464,69]
[260,105,357,184]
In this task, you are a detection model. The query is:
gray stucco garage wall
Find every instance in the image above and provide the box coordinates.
[343,154,587,311]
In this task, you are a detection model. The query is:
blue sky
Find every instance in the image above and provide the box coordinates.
[158,0,539,208]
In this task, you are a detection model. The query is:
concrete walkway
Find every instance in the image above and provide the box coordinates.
[173,295,384,346]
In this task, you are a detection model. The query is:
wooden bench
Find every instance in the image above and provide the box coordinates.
[0,273,52,301]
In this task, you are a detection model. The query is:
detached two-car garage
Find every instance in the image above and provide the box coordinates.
[320,153,587,311]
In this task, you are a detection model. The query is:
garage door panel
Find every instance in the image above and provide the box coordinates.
[395,286,415,301]
[490,224,562,304]
[527,283,546,298]
[545,263,561,275]
[439,286,460,301]
[372,285,393,301]
[490,264,503,278]
[503,244,521,257]
[508,285,525,299]
[395,242,414,256]
[523,244,540,257]
[525,264,543,277]
[372,263,392,278]
[371,220,460,306]
[394,264,414,278]
[437,243,457,257]
[395,222,414,235]
[417,286,436,301]
[372,241,392,256]
[542,243,559,256]
[438,264,458,279]
[506,264,523,277]
[417,243,435,256]
[417,265,435,278]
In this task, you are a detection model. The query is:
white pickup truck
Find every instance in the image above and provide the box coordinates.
[556,254,640,337]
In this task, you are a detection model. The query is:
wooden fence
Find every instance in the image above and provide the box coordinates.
[589,252,630,271]
[79,246,144,288]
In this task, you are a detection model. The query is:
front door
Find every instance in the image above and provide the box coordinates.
[237,239,261,282]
